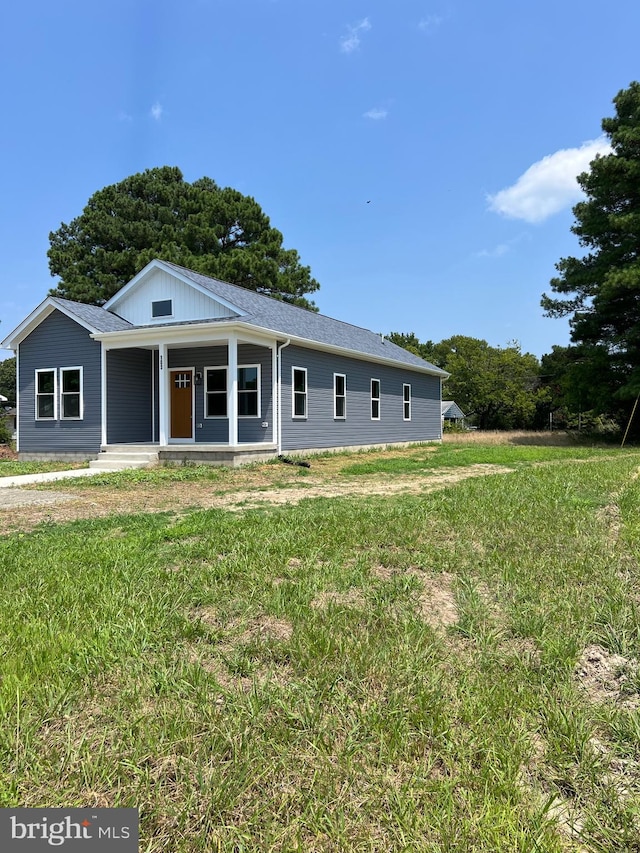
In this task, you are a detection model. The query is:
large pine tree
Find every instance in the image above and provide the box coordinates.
[541,82,640,405]
[48,166,320,309]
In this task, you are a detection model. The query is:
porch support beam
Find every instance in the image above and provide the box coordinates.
[228,334,238,446]
[158,342,168,445]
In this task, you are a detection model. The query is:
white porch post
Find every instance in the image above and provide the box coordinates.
[158,343,168,445]
[271,343,278,445]
[100,344,108,447]
[228,334,238,446]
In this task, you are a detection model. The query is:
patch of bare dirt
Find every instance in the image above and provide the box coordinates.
[310,589,367,610]
[191,608,293,644]
[575,644,640,710]
[187,609,294,692]
[0,445,17,460]
[0,462,515,534]
[412,570,458,630]
[372,564,458,630]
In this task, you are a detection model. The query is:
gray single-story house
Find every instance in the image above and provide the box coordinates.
[1,259,448,466]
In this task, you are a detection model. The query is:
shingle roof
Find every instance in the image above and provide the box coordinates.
[159,262,447,376]
[51,298,133,333]
[441,401,465,418]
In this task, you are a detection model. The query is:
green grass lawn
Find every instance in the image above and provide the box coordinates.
[0,459,88,477]
[0,443,639,851]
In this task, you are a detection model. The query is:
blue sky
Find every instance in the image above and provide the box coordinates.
[2,0,639,362]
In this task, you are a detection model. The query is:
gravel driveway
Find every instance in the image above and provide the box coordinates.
[0,489,77,509]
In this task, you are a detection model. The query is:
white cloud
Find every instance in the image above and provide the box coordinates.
[340,18,371,54]
[487,137,611,223]
[364,107,387,120]
[418,15,443,33]
[150,102,163,121]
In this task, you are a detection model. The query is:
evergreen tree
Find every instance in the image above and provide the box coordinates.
[48,167,320,309]
[541,82,640,406]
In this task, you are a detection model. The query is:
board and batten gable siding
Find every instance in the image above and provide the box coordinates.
[106,349,153,444]
[280,345,441,452]
[111,268,239,326]
[167,343,273,444]
[18,309,102,453]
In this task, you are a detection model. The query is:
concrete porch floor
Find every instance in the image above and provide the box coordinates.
[94,443,279,469]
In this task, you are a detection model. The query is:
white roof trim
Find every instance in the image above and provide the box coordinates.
[103,259,246,318]
[92,320,449,377]
[0,297,101,351]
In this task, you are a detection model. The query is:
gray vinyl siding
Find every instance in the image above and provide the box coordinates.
[18,310,102,454]
[280,345,441,451]
[168,343,272,444]
[106,349,153,443]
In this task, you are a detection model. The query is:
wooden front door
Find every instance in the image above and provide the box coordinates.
[170,370,193,439]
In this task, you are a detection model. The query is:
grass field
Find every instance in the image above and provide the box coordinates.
[0,460,89,477]
[1,439,639,851]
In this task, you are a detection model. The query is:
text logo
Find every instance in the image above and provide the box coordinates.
[0,809,138,850]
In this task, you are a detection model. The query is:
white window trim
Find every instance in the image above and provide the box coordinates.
[371,378,381,421]
[204,366,228,419]
[292,366,308,419]
[60,366,84,420]
[238,363,261,419]
[151,299,174,320]
[403,383,412,421]
[334,373,346,420]
[35,368,57,421]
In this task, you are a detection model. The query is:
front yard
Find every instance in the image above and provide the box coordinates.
[0,439,639,851]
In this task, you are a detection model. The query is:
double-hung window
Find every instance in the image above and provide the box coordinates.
[205,367,227,417]
[60,367,83,419]
[334,373,346,419]
[205,365,261,418]
[371,379,381,420]
[35,367,84,421]
[292,367,307,418]
[403,384,411,421]
[35,369,57,420]
[238,365,260,417]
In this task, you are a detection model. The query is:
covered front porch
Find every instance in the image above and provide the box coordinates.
[98,328,282,458]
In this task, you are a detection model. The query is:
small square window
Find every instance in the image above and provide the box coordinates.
[152,299,173,318]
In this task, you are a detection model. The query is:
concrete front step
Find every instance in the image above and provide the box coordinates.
[89,450,159,471]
